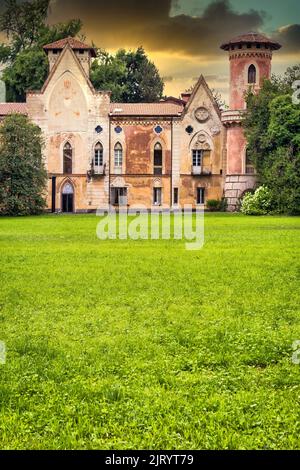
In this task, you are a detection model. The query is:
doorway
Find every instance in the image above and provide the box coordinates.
[62,182,74,213]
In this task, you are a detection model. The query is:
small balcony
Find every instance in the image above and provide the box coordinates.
[87,165,105,181]
[192,165,212,176]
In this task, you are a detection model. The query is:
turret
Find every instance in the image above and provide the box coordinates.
[220,32,281,211]
[43,37,96,75]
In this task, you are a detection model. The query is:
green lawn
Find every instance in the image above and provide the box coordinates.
[0,213,300,450]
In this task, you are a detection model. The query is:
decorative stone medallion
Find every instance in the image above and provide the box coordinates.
[195,107,210,123]
[197,133,207,143]
[210,126,221,136]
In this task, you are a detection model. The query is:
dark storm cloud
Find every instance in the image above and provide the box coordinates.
[50,0,266,56]
[274,24,300,53]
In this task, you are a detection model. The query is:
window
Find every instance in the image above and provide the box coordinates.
[63,142,72,174]
[94,142,103,167]
[114,143,123,168]
[173,188,179,205]
[192,149,203,167]
[154,143,163,175]
[153,188,162,206]
[111,187,127,206]
[248,64,256,84]
[245,149,255,174]
[197,188,205,205]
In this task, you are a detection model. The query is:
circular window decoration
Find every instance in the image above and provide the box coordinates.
[95,125,103,134]
[115,126,123,134]
[186,125,194,135]
[154,125,163,134]
[195,107,210,123]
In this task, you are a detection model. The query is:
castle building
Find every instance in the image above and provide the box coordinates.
[0,33,281,212]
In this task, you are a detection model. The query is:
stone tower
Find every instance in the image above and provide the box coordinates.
[220,32,281,211]
[43,37,96,75]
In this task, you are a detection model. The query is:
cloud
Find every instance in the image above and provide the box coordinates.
[49,0,266,57]
[274,24,300,53]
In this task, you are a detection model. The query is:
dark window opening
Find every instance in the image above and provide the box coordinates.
[197,188,205,205]
[153,188,162,205]
[248,64,257,84]
[174,188,179,205]
[154,143,163,175]
[111,187,127,206]
[63,142,73,174]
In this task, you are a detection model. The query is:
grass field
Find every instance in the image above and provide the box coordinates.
[0,213,300,450]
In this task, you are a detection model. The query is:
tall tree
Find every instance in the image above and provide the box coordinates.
[0,0,82,101]
[91,47,164,102]
[244,75,300,214]
[0,114,47,216]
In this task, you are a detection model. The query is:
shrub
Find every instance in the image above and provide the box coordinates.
[241,186,273,216]
[206,199,228,212]
[207,199,221,212]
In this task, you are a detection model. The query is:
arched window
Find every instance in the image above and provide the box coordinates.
[114,143,123,168]
[154,143,163,175]
[94,142,103,167]
[63,142,72,174]
[248,64,256,84]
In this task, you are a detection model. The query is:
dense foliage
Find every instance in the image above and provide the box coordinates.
[0,114,47,215]
[0,0,164,102]
[243,68,300,215]
[90,47,164,102]
[0,0,82,101]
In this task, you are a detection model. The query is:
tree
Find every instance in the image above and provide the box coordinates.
[0,114,47,216]
[244,76,300,215]
[3,49,49,102]
[91,47,164,102]
[0,0,82,101]
[284,64,300,86]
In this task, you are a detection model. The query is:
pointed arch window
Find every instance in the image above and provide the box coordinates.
[63,142,73,174]
[248,64,257,84]
[94,142,103,167]
[154,143,163,175]
[114,142,123,168]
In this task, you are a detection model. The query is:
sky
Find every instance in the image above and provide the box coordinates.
[3,0,300,102]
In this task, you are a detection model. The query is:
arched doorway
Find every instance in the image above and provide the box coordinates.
[62,182,74,213]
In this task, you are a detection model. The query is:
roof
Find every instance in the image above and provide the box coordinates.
[0,103,28,116]
[109,102,184,117]
[43,37,97,57]
[221,32,282,51]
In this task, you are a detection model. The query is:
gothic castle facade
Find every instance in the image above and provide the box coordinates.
[0,33,281,212]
